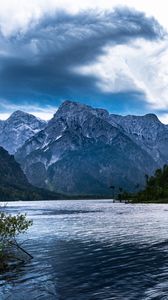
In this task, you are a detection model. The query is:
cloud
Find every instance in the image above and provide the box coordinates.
[1,1,168,35]
[0,6,164,116]
[0,100,57,120]
[76,38,168,110]
[157,114,168,124]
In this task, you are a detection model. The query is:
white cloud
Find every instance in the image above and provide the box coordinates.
[27,109,56,121]
[158,114,168,124]
[0,0,168,36]
[0,113,11,120]
[0,100,57,120]
[75,38,168,111]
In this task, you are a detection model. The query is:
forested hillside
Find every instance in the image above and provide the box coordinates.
[0,147,62,200]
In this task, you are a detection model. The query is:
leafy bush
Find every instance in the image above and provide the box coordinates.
[0,209,33,271]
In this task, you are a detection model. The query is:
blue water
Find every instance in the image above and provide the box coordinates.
[1,200,168,299]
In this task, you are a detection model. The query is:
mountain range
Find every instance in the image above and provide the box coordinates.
[0,100,167,196]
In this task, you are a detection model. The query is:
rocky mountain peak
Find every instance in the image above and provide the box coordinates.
[8,110,29,118]
[143,113,160,122]
[7,110,46,125]
[0,110,46,154]
[53,100,109,123]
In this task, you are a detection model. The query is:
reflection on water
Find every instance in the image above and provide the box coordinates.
[1,200,168,299]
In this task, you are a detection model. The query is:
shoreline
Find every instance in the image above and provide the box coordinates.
[1,198,168,204]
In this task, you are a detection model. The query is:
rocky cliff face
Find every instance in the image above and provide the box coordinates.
[109,113,168,165]
[0,111,46,154]
[15,101,159,195]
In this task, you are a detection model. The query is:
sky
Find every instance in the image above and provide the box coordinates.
[0,0,168,122]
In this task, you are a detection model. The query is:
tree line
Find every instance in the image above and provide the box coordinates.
[119,164,168,203]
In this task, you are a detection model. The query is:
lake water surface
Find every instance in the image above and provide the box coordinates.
[1,200,168,299]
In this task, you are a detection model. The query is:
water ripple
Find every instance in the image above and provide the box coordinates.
[1,200,168,299]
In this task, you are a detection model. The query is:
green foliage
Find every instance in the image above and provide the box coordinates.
[135,165,168,202]
[0,209,33,271]
[121,165,168,203]
[0,212,32,240]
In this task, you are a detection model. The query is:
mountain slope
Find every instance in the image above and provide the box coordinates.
[110,113,168,166]
[0,111,46,154]
[0,147,62,200]
[15,101,158,195]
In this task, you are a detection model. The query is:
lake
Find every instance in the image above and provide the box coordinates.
[1,200,168,299]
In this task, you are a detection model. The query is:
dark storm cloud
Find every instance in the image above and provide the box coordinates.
[0,7,165,107]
